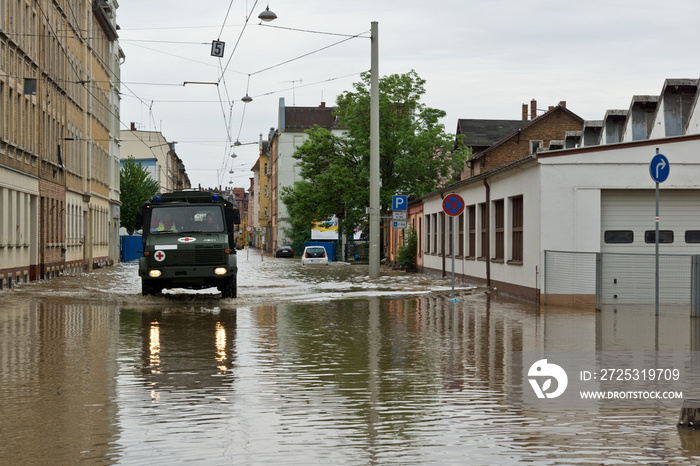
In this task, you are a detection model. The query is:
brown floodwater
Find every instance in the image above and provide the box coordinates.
[1,250,700,464]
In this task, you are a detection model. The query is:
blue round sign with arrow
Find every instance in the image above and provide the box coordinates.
[650,153,669,183]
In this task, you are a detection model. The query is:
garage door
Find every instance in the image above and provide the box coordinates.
[599,189,700,306]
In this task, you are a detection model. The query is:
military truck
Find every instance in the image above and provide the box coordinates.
[137,191,240,297]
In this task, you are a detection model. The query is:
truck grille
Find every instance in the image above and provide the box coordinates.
[195,246,224,264]
[153,245,224,266]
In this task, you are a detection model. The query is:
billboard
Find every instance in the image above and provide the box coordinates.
[311,217,338,240]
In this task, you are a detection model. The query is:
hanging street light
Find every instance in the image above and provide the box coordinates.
[258,6,277,22]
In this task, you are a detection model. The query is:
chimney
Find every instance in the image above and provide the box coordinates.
[530,99,537,120]
[319,102,326,108]
[130,122,136,131]
[522,104,528,121]
[559,100,567,108]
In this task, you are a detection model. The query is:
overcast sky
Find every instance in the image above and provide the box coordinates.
[116,0,700,190]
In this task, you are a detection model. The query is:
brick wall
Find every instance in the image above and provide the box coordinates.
[483,108,583,171]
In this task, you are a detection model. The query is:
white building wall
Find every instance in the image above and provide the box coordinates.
[121,131,172,192]
[422,161,541,293]
[0,171,39,287]
[687,95,700,135]
[540,137,700,251]
[422,135,700,300]
[275,132,304,245]
[275,129,346,246]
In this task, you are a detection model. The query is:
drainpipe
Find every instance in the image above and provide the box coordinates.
[483,178,491,287]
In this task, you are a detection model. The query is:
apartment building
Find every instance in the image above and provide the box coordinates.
[0,0,122,287]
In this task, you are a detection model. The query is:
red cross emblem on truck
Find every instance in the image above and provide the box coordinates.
[154,250,166,262]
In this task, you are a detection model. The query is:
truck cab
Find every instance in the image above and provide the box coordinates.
[137,191,240,298]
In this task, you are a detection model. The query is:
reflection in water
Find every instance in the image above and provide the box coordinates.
[149,321,161,374]
[1,263,700,463]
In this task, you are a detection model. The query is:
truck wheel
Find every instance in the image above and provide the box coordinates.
[142,279,159,296]
[219,274,237,298]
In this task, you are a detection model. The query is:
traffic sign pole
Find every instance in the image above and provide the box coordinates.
[452,216,456,301]
[442,193,465,302]
[650,149,669,317]
[656,179,659,316]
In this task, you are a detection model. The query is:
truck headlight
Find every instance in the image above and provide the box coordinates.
[149,270,162,278]
[214,267,227,275]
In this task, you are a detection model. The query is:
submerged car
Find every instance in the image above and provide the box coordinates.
[301,246,329,265]
[274,245,294,258]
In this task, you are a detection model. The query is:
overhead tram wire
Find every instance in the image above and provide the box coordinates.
[217,0,260,84]
[210,0,261,185]
[37,0,171,163]
[248,31,367,77]
[258,23,371,39]
[218,0,237,40]
[212,26,366,181]
[117,9,367,186]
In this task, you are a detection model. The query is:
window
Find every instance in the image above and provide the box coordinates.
[644,230,673,244]
[511,196,523,262]
[493,199,504,261]
[479,203,487,259]
[424,215,430,253]
[686,231,700,243]
[458,213,464,257]
[604,230,634,243]
[432,213,438,253]
[467,205,475,259]
[530,140,542,153]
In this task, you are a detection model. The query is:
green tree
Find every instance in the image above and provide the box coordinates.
[120,157,159,235]
[282,70,470,241]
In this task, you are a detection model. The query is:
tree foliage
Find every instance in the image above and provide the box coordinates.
[282,70,469,240]
[120,157,160,235]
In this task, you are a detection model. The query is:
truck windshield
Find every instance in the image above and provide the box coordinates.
[149,206,224,234]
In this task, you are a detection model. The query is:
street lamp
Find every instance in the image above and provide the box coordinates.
[258,6,277,22]
[258,10,380,277]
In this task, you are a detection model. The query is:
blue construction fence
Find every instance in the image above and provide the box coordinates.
[304,241,337,262]
[120,235,143,262]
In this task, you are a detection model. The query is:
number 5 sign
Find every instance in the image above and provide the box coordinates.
[211,40,225,58]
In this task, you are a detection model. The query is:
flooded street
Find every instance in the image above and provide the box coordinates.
[2,249,700,464]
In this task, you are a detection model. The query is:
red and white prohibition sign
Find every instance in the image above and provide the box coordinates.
[154,250,166,262]
[442,193,465,217]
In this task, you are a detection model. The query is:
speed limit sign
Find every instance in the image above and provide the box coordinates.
[246,226,253,233]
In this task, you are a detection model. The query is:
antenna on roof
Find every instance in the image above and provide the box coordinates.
[281,79,302,105]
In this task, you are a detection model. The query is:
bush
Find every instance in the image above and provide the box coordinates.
[396,228,417,270]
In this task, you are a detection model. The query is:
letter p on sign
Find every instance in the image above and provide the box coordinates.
[392,195,408,211]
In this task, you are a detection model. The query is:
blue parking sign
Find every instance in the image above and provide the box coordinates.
[392,195,408,211]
